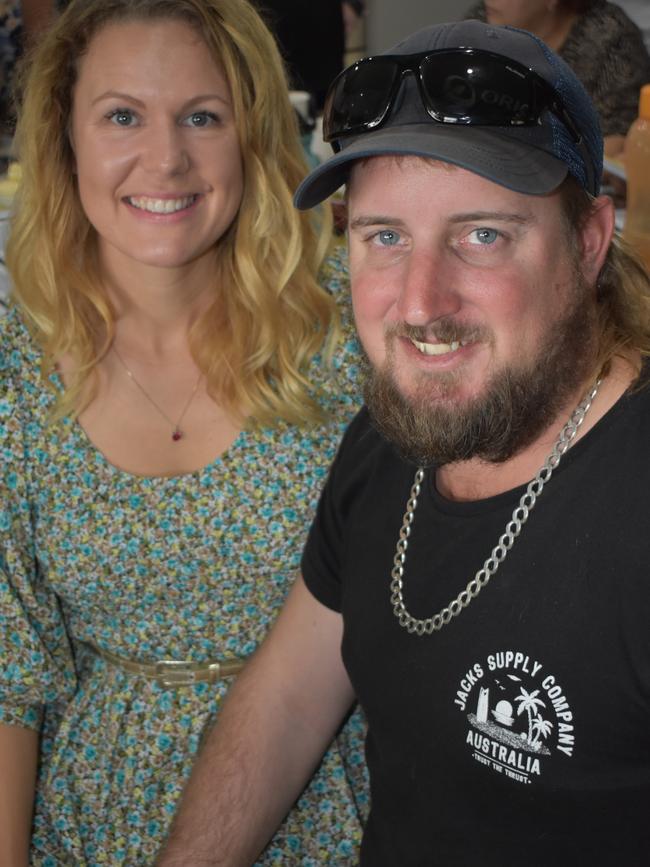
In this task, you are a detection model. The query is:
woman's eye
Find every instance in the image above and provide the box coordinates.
[374,229,401,247]
[469,227,500,246]
[107,108,137,127]
[183,111,219,128]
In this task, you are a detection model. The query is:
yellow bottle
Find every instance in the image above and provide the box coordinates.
[624,84,650,272]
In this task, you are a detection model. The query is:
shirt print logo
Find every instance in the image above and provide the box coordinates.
[454,650,575,785]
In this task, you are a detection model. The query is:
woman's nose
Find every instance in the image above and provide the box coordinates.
[141,120,191,176]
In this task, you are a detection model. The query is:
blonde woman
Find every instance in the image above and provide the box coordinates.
[0,0,366,863]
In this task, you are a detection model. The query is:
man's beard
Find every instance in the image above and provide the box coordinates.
[362,277,597,467]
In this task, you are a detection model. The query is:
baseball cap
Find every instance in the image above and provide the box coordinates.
[294,19,603,209]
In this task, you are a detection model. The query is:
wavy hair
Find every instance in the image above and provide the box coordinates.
[7,0,336,426]
[560,176,650,378]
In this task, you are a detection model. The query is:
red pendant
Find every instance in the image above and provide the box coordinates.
[172,429,182,441]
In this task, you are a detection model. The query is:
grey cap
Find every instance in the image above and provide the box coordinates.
[294,20,602,209]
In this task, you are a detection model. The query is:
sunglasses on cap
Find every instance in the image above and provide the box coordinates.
[323,47,585,150]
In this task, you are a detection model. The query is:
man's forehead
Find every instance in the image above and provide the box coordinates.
[348,153,456,183]
[347,154,547,222]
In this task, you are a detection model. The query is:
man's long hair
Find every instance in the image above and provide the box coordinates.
[560,177,650,380]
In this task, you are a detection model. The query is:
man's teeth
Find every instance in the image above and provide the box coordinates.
[411,338,462,356]
[128,195,196,214]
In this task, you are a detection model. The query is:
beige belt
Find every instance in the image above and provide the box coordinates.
[89,643,247,688]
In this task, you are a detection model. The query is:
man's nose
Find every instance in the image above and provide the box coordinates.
[395,249,461,325]
[141,120,191,176]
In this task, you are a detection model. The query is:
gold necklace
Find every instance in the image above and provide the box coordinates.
[112,346,202,442]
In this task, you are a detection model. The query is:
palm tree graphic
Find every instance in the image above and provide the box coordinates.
[531,715,553,748]
[515,687,547,744]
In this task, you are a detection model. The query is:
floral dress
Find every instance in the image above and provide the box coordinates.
[0,249,369,865]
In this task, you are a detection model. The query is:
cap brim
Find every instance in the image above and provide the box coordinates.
[294,123,568,209]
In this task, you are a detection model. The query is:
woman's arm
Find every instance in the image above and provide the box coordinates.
[0,723,38,867]
[156,577,355,866]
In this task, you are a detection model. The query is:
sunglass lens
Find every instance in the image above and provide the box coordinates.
[324,58,400,139]
[420,52,537,125]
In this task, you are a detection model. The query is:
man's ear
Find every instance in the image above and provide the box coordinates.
[580,195,616,284]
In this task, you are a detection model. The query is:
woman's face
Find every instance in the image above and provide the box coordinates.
[483,0,555,31]
[70,18,244,276]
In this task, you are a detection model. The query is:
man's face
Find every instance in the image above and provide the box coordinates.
[347,156,598,465]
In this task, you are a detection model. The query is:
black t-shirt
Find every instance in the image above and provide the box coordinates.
[302,388,650,866]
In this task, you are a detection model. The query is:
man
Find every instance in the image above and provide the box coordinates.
[158,20,650,866]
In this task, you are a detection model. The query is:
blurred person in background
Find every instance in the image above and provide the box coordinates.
[255,0,345,109]
[465,0,650,157]
[0,0,367,864]
[617,0,650,52]
[0,0,56,133]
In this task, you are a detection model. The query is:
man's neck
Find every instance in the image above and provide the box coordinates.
[435,354,640,502]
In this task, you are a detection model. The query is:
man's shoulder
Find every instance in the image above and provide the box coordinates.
[330,406,414,503]
[621,372,650,423]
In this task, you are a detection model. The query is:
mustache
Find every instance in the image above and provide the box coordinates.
[386,319,491,345]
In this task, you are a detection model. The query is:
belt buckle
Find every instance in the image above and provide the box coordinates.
[155,659,198,688]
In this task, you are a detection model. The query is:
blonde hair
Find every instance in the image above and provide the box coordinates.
[7,0,336,426]
[559,177,650,379]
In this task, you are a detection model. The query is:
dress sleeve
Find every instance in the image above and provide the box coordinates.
[0,323,77,731]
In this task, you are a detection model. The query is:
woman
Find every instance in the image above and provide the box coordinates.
[0,0,366,863]
[465,0,650,156]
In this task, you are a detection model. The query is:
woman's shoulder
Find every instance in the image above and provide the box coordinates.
[321,240,362,364]
[0,305,44,396]
[320,240,355,337]
[313,241,364,413]
[319,240,350,302]
[0,304,41,375]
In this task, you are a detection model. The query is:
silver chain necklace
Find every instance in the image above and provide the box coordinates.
[112,346,203,442]
[390,378,601,636]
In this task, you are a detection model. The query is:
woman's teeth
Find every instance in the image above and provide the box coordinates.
[411,338,461,356]
[128,195,196,214]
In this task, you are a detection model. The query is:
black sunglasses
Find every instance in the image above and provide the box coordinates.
[323,47,584,149]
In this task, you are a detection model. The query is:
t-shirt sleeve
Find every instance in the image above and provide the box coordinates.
[0,318,77,731]
[301,409,367,612]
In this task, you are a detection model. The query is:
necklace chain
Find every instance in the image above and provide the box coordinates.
[112,346,202,442]
[390,378,601,636]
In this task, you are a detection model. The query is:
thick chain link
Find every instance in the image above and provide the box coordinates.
[390,379,601,635]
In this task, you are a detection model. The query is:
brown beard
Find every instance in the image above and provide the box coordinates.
[362,276,598,467]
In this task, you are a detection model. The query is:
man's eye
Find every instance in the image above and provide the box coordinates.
[470,227,500,245]
[107,109,137,127]
[374,229,401,246]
